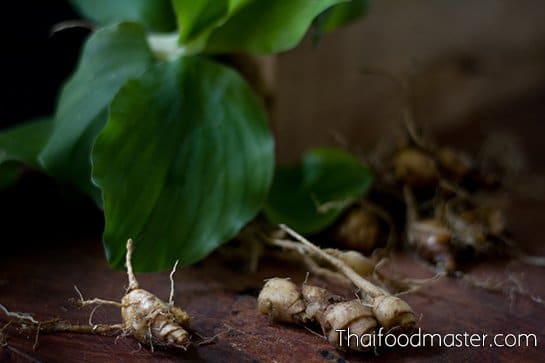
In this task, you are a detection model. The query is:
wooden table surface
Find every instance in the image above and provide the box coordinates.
[0,193,544,362]
[2,93,545,362]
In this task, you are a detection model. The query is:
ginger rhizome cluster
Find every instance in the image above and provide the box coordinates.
[257,225,416,351]
[0,239,192,351]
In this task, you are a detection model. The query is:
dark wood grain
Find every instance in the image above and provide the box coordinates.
[2,70,545,363]
[0,194,544,362]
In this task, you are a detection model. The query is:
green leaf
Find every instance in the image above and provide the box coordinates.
[316,0,369,34]
[0,162,22,191]
[92,56,274,272]
[172,0,229,44]
[169,0,256,51]
[264,148,373,234]
[0,118,52,189]
[39,23,155,205]
[69,0,176,32]
[0,118,52,168]
[203,0,348,54]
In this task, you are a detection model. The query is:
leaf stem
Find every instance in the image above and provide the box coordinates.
[147,33,202,60]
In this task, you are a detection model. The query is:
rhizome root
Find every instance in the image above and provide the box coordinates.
[0,239,192,352]
[257,224,418,352]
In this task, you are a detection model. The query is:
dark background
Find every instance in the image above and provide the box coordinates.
[0,1,87,129]
[0,1,101,247]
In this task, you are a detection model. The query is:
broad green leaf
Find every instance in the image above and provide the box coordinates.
[69,0,176,32]
[170,0,257,50]
[0,118,52,168]
[92,56,274,272]
[264,148,373,234]
[39,23,155,205]
[204,0,348,54]
[0,118,52,189]
[172,0,228,44]
[316,0,369,34]
[228,0,254,12]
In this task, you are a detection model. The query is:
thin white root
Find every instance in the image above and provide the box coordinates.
[0,304,124,349]
[71,285,124,327]
[265,237,306,255]
[169,260,179,306]
[194,328,230,347]
[74,285,84,300]
[279,224,387,300]
[37,322,125,335]
[148,325,154,352]
[265,236,353,286]
[0,303,38,324]
[312,195,353,214]
[394,273,445,296]
[126,239,139,291]
[403,185,418,224]
[303,325,327,340]
[50,20,94,35]
[129,342,143,353]
[515,252,545,267]
[88,305,101,327]
[248,236,264,273]
[461,273,544,308]
[73,286,123,308]
[33,324,41,350]
[372,259,445,295]
[301,255,352,287]
[506,274,544,308]
[1,321,12,347]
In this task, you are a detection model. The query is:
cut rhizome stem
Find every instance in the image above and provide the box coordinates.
[258,224,417,352]
[0,239,192,351]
